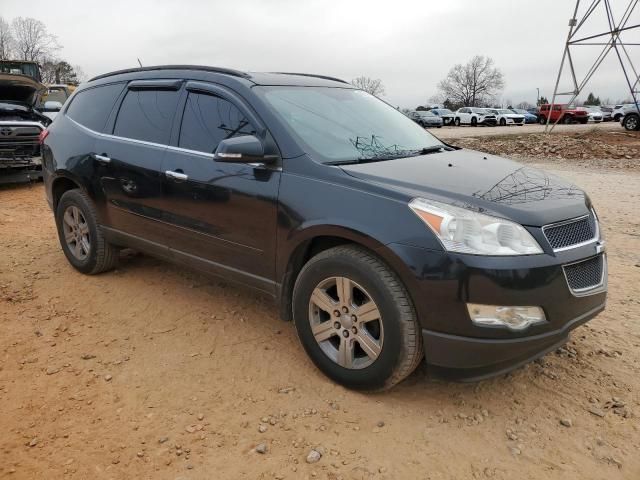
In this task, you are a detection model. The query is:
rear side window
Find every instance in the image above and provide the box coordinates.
[113,89,180,144]
[66,83,124,132]
[178,92,256,154]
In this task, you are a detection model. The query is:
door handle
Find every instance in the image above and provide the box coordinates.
[94,153,111,164]
[165,170,189,182]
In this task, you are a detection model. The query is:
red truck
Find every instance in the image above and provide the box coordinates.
[537,103,589,124]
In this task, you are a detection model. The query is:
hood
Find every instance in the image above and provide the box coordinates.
[0,73,44,106]
[340,149,590,226]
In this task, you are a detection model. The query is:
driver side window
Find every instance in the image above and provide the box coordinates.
[178,92,256,154]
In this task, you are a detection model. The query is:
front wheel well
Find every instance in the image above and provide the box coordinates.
[279,236,365,321]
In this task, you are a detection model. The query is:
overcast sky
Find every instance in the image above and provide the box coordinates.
[3,0,638,107]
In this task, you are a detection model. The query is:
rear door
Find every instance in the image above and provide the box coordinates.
[94,80,182,249]
[159,82,281,293]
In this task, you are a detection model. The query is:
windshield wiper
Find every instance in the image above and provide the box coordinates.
[325,145,451,166]
[407,145,451,156]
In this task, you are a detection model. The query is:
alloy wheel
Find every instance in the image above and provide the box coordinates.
[308,276,384,369]
[625,115,638,130]
[62,205,91,260]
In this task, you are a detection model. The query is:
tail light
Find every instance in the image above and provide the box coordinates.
[38,129,49,144]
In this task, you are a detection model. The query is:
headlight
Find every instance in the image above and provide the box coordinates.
[409,198,543,255]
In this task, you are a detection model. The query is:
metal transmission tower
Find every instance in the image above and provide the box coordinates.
[546,0,640,132]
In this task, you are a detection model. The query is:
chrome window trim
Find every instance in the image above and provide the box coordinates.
[562,253,607,297]
[68,116,214,158]
[542,211,599,252]
[67,116,281,170]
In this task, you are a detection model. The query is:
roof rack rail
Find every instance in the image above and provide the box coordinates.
[269,72,349,84]
[89,65,251,82]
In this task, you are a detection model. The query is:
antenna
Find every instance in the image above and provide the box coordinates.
[137,58,143,68]
[546,0,640,133]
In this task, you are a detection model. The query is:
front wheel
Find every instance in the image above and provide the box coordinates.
[292,246,423,391]
[454,117,461,126]
[471,117,478,126]
[499,118,506,126]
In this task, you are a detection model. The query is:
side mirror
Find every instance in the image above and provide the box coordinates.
[213,135,276,164]
[43,101,63,112]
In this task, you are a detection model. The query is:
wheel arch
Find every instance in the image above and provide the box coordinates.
[277,226,416,322]
[51,174,84,211]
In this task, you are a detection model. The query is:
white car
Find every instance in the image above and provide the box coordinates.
[612,103,638,121]
[485,108,525,126]
[454,107,497,126]
[585,107,603,123]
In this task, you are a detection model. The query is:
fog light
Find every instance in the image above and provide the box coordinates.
[467,304,546,331]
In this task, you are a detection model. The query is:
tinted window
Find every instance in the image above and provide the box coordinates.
[179,92,256,153]
[114,89,180,144]
[66,83,124,132]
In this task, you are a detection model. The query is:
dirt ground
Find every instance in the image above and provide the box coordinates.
[1,131,639,480]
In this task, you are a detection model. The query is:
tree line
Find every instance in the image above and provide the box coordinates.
[0,16,84,85]
[351,56,619,111]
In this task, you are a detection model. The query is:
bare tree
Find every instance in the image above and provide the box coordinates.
[351,76,385,97]
[516,101,534,109]
[41,59,83,85]
[11,17,59,62]
[437,56,504,107]
[0,16,14,60]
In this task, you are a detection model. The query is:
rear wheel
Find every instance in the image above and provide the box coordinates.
[292,246,423,391]
[454,117,461,126]
[55,189,118,274]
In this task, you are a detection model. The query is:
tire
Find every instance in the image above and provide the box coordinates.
[538,115,547,125]
[471,117,478,126]
[55,189,118,275]
[499,118,506,126]
[614,114,622,122]
[292,245,423,391]
[623,113,640,131]
[562,115,573,124]
[454,117,461,126]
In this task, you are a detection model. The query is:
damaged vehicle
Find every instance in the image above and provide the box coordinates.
[0,61,55,184]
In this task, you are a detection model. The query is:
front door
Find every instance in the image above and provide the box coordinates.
[160,83,281,293]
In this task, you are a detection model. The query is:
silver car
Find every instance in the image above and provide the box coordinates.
[409,110,443,128]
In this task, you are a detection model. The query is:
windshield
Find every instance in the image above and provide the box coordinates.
[259,86,444,163]
[512,109,527,114]
[434,109,452,114]
[43,87,68,104]
[417,111,435,117]
[0,62,41,82]
[498,109,512,114]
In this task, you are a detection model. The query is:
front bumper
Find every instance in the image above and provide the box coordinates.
[384,241,607,380]
[479,118,497,126]
[423,301,604,380]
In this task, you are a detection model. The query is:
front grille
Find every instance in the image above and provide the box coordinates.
[563,255,604,292]
[543,214,597,250]
[0,125,41,161]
